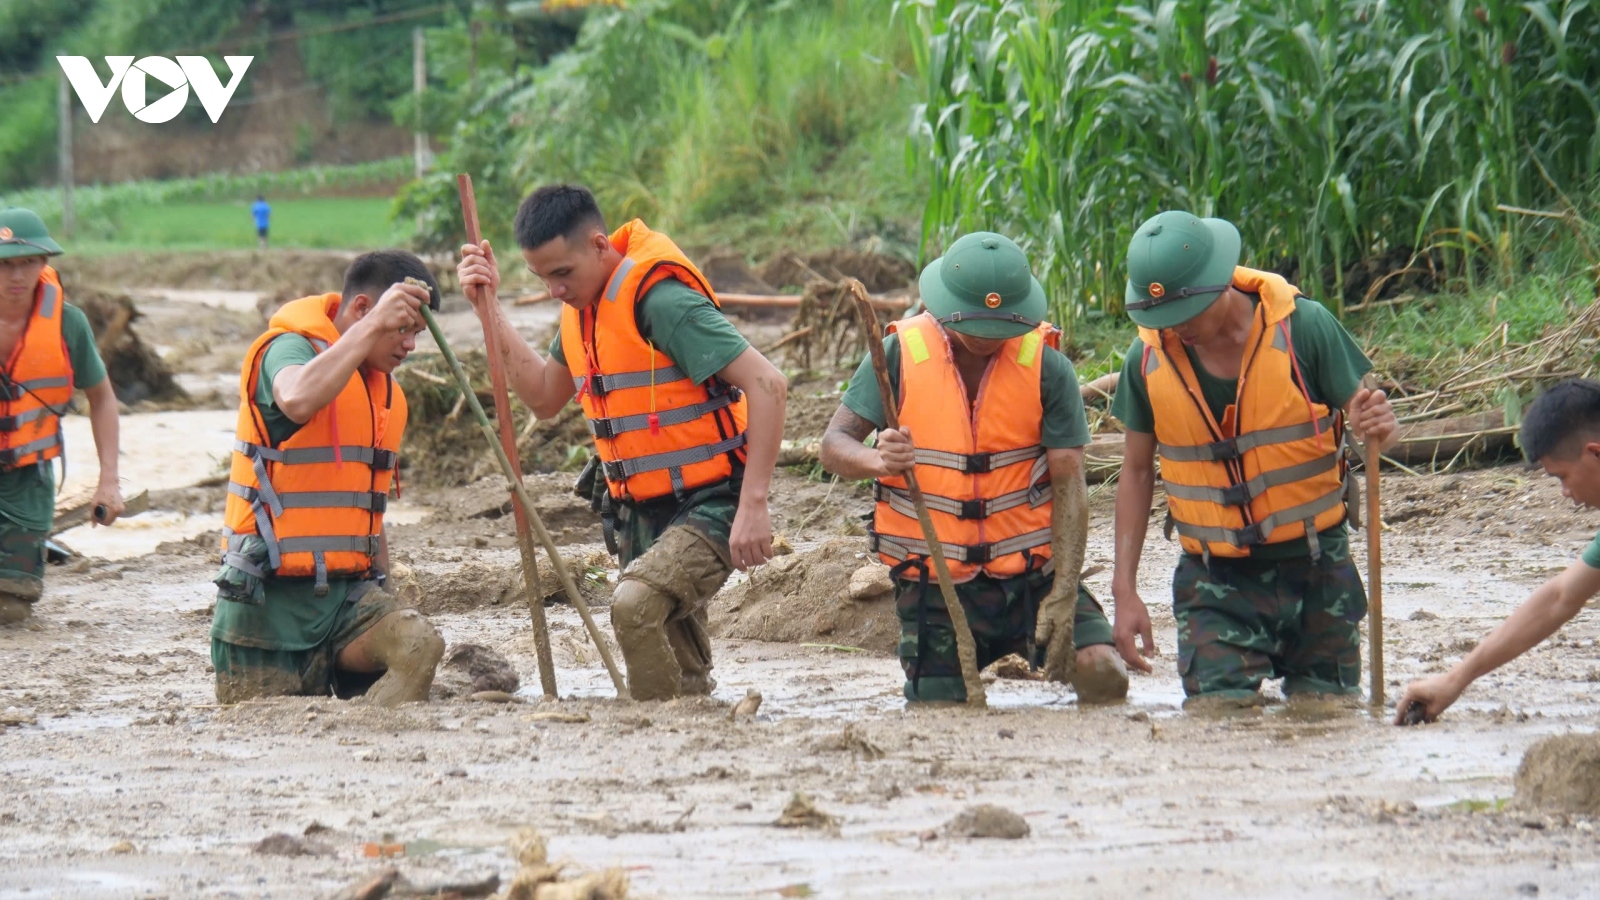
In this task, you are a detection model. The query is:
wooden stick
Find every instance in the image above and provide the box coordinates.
[456,175,560,700]
[420,304,627,696]
[847,280,986,707]
[1365,380,1385,711]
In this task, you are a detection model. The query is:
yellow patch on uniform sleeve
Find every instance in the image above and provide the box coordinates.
[904,327,930,364]
[1016,331,1041,367]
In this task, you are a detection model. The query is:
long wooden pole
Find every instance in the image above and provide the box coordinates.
[848,280,986,707]
[1367,420,1384,710]
[455,175,558,698]
[419,303,627,696]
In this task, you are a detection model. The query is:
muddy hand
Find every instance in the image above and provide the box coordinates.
[1111,587,1157,673]
[875,426,915,476]
[728,499,774,572]
[1034,586,1077,683]
[1393,675,1461,725]
[457,240,500,311]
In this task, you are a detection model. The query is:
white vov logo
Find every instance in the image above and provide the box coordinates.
[56,56,253,124]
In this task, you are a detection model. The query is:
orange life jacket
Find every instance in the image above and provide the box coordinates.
[0,265,75,470]
[1138,266,1347,560]
[560,219,748,503]
[871,312,1060,582]
[222,294,407,591]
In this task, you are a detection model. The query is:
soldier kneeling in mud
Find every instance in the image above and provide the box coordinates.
[819,233,1128,704]
[210,252,444,706]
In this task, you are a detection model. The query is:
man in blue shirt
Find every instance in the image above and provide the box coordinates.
[251,196,271,249]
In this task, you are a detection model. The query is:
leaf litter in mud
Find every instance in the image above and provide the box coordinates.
[775,793,839,831]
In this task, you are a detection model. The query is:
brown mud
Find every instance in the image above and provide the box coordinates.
[710,539,898,655]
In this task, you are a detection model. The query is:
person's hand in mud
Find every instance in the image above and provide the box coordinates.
[1111,582,1156,673]
[457,240,501,317]
[1394,674,1463,725]
[91,476,124,527]
[874,426,915,477]
[1347,386,1398,451]
[728,497,774,572]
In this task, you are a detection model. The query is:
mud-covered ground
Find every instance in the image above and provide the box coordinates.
[2,260,1598,897]
[4,465,1600,898]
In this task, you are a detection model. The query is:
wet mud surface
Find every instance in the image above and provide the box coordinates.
[3,467,1599,898]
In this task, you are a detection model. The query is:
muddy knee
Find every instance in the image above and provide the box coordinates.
[372,609,444,671]
[610,578,682,701]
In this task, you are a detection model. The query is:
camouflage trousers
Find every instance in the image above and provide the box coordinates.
[210,582,400,703]
[608,479,739,700]
[895,567,1114,703]
[1171,546,1367,700]
[0,513,47,623]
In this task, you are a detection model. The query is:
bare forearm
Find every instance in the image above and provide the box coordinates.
[483,303,559,413]
[86,380,120,483]
[1112,462,1154,591]
[277,326,372,421]
[820,427,886,480]
[737,369,787,505]
[1447,579,1585,691]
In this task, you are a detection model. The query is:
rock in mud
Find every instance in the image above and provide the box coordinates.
[942,804,1030,840]
[252,832,325,856]
[729,688,762,720]
[710,539,897,653]
[387,561,423,608]
[982,653,1041,682]
[434,643,520,700]
[847,563,893,601]
[1515,733,1600,816]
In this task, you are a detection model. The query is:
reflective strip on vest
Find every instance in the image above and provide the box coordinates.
[2,375,71,400]
[0,430,61,465]
[234,440,398,470]
[604,257,639,302]
[1156,416,1334,463]
[600,433,747,482]
[587,390,739,439]
[875,456,1050,520]
[911,445,1044,474]
[1161,451,1341,507]
[1169,486,1345,548]
[275,535,383,555]
[572,364,690,396]
[38,283,58,319]
[871,527,1054,567]
[228,481,389,512]
[0,406,53,431]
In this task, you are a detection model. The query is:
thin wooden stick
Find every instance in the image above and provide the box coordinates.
[847,279,986,707]
[456,174,560,700]
[1365,378,1384,711]
[420,305,627,696]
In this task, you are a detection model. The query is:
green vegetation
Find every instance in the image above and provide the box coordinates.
[908,0,1600,330]
[400,0,924,258]
[67,197,406,254]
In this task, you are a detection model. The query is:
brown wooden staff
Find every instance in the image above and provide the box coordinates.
[848,279,986,707]
[1366,394,1385,710]
[456,174,624,697]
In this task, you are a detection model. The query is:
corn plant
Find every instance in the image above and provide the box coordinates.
[904,0,1600,331]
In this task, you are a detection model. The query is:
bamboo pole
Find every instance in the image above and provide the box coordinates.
[847,280,986,707]
[1365,378,1385,711]
[418,303,627,696]
[454,176,561,699]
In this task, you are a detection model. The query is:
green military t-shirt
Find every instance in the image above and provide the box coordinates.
[0,303,110,532]
[1110,295,1372,560]
[211,331,358,651]
[1580,531,1600,570]
[840,335,1092,449]
[547,279,751,385]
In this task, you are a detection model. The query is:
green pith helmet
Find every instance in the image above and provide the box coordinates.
[0,208,63,260]
[1123,211,1241,329]
[918,232,1048,339]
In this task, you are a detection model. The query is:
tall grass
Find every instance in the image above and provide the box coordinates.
[905,0,1600,329]
[400,0,923,257]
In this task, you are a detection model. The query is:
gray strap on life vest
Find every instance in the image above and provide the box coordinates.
[236,440,397,470]
[586,391,738,439]
[1169,486,1345,549]
[601,433,747,481]
[911,445,1044,473]
[871,527,1053,565]
[228,482,387,512]
[0,430,60,465]
[1157,416,1335,463]
[574,365,691,396]
[0,407,52,432]
[1161,451,1340,506]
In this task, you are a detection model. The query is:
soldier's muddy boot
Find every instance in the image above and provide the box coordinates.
[1071,645,1130,704]
[610,578,683,701]
[0,578,43,628]
[613,527,731,702]
[362,610,445,708]
[0,594,33,626]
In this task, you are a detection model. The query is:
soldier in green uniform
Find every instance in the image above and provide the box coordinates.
[820,233,1127,704]
[0,208,124,626]
[1109,211,1398,709]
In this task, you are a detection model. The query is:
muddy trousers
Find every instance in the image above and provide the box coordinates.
[1172,549,1367,702]
[611,526,732,701]
[0,514,48,625]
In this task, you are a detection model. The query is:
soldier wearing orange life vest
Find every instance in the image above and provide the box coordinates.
[1109,211,1399,710]
[820,232,1128,705]
[210,251,444,706]
[0,208,123,627]
[456,184,788,701]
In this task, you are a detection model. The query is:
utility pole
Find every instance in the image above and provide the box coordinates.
[58,69,74,238]
[413,26,428,179]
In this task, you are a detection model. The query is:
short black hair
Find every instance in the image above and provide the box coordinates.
[1521,379,1600,462]
[513,184,606,250]
[341,249,439,311]
[255,194,264,201]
